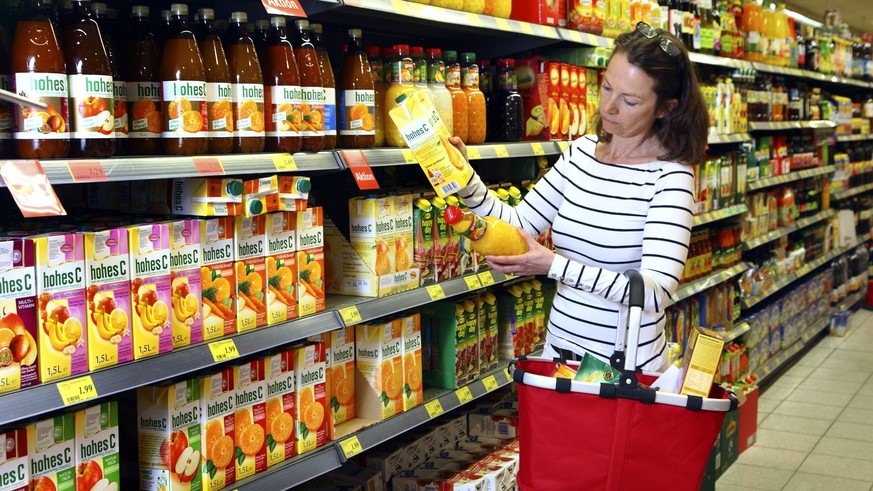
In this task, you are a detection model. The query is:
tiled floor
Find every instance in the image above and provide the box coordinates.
[716,308,873,491]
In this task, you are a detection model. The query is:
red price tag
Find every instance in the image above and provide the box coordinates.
[342,150,380,190]
[67,160,107,182]
[261,0,307,17]
[0,160,66,217]
[193,157,225,176]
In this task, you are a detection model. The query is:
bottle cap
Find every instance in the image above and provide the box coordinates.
[365,45,380,57]
[248,200,264,216]
[230,11,247,23]
[443,204,462,224]
[295,19,309,29]
[169,4,188,16]
[426,47,442,58]
[443,50,458,61]
[197,8,214,20]
[310,23,323,34]
[270,16,285,27]
[410,46,424,58]
[226,180,244,197]
[295,178,312,193]
[393,44,410,57]
[498,58,515,68]
[160,9,171,20]
[394,94,408,104]
[91,2,106,15]
[349,28,362,38]
[460,52,476,63]
[416,198,432,211]
[255,19,268,29]
[131,5,149,17]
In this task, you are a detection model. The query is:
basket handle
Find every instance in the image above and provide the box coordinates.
[609,270,646,386]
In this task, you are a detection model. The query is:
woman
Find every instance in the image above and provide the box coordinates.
[453,23,707,371]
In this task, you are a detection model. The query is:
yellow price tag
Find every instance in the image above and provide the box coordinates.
[482,375,499,392]
[465,275,483,290]
[558,141,569,152]
[477,271,495,286]
[520,22,534,35]
[426,284,446,301]
[496,18,511,31]
[272,153,297,171]
[402,149,416,163]
[467,146,481,159]
[57,375,98,406]
[425,399,444,418]
[339,436,364,459]
[465,12,483,27]
[208,339,240,363]
[455,386,473,404]
[531,142,545,155]
[493,145,509,158]
[339,305,363,326]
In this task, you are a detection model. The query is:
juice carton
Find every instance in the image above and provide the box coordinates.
[129,224,173,359]
[355,321,403,421]
[431,197,453,282]
[498,285,526,359]
[520,281,536,352]
[34,233,87,382]
[574,66,588,139]
[349,195,394,277]
[170,178,243,217]
[0,238,39,393]
[242,175,311,217]
[136,379,202,491]
[265,212,297,326]
[199,218,236,340]
[560,63,571,139]
[169,220,203,349]
[531,279,546,350]
[569,0,605,34]
[482,292,498,370]
[443,195,463,277]
[510,0,562,26]
[264,349,296,467]
[75,401,120,491]
[233,216,267,332]
[293,342,328,455]
[296,207,325,317]
[395,193,415,277]
[233,358,267,479]
[0,428,28,491]
[462,299,479,383]
[472,295,486,373]
[199,368,236,491]
[400,313,423,412]
[413,198,435,285]
[83,229,133,371]
[586,69,601,135]
[516,57,550,141]
[327,327,356,440]
[27,414,74,491]
[548,61,561,141]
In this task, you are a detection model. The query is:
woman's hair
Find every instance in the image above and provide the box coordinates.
[594,27,709,165]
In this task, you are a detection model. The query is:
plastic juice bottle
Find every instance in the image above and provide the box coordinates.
[444,50,468,143]
[760,3,774,65]
[384,44,416,147]
[461,52,486,145]
[264,16,303,153]
[411,46,431,99]
[64,0,115,157]
[339,28,375,148]
[443,205,529,256]
[493,59,523,142]
[426,48,453,137]
[253,19,269,65]
[366,46,386,146]
[771,3,786,66]
[125,5,162,155]
[310,24,336,150]
[196,8,233,154]
[292,20,324,152]
[93,2,127,155]
[11,0,70,159]
[226,11,266,154]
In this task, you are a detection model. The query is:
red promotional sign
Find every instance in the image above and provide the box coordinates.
[261,0,307,17]
[342,150,379,190]
[0,160,67,217]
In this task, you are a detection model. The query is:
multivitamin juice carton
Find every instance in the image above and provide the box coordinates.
[233,359,267,480]
[234,216,267,332]
[0,238,39,393]
[265,212,297,326]
[75,401,120,491]
[413,198,435,286]
[169,219,203,349]
[129,224,173,359]
[199,218,236,340]
[199,368,236,491]
[264,348,295,468]
[0,428,28,491]
[27,414,74,491]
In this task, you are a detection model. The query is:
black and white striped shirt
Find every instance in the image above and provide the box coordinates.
[460,136,695,371]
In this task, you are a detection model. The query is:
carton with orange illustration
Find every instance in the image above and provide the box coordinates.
[75,401,120,491]
[199,367,236,491]
[129,224,173,359]
[0,238,39,393]
[395,193,415,277]
[516,56,550,141]
[327,327,359,440]
[400,313,423,412]
[27,413,74,491]
[296,207,324,316]
[199,218,236,340]
[265,212,297,326]
[355,321,403,421]
[169,219,203,349]
[34,233,88,382]
[293,342,327,455]
[233,359,267,480]
[84,229,133,371]
[234,216,267,332]
[264,348,295,467]
[0,428,28,491]
[171,178,243,217]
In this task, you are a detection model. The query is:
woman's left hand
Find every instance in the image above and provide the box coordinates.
[485,229,555,276]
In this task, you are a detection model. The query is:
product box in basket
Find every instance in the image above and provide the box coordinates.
[169,219,203,349]
[264,348,295,467]
[199,367,236,491]
[136,379,202,491]
[413,197,435,286]
[400,312,423,411]
[84,228,133,371]
[0,428,28,491]
[265,212,297,326]
[199,217,236,340]
[170,178,243,217]
[233,216,267,332]
[355,320,404,421]
[27,413,74,491]
[129,224,173,359]
[75,401,120,491]
[296,207,325,317]
[34,233,87,383]
[327,327,358,440]
[293,342,328,455]
[510,0,562,26]
[0,238,39,393]
[233,358,267,479]
[516,56,550,141]
[421,301,467,390]
[679,326,725,397]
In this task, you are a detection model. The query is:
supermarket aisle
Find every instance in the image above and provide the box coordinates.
[716,308,873,491]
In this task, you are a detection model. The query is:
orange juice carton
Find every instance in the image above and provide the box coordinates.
[0,428,28,491]
[400,313,423,412]
[510,0,562,26]
[129,224,173,359]
[516,56,550,141]
[547,61,561,141]
[83,229,133,371]
[559,63,571,139]
[395,193,415,278]
[498,285,526,359]
[0,238,39,393]
[482,292,499,370]
[327,327,359,440]
[520,281,536,351]
[242,175,311,217]
[233,216,267,332]
[34,233,87,382]
[233,358,267,480]
[472,295,486,372]
[75,401,120,491]
[27,413,74,491]
[199,367,236,491]
[264,348,296,467]
[568,65,580,139]
[413,197,435,285]
[170,178,243,217]
[199,218,236,340]
[296,207,325,316]
[574,66,587,137]
[169,220,203,349]
[293,342,328,455]
[350,195,394,280]
[136,379,202,491]
[679,326,725,397]
[355,321,404,421]
[265,212,298,326]
[431,197,453,282]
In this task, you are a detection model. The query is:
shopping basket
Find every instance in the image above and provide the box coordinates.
[509,270,737,491]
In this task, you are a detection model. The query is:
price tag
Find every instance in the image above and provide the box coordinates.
[558,141,569,152]
[477,271,495,286]
[67,160,108,182]
[495,18,511,31]
[402,149,416,164]
[520,22,535,35]
[465,12,483,27]
[272,153,297,171]
[425,399,444,418]
[342,150,380,190]
[208,339,240,363]
[0,160,66,217]
[193,157,225,176]
[482,375,499,392]
[531,142,545,155]
[464,275,483,290]
[426,284,446,301]
[467,146,481,159]
[493,145,509,158]
[339,305,363,326]
[57,375,98,406]
[455,386,473,404]
[339,436,364,459]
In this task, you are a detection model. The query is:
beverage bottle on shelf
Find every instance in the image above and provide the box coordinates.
[264,16,303,153]
[125,5,162,155]
[741,0,760,62]
[253,19,269,66]
[366,46,386,146]
[492,58,523,142]
[226,11,265,154]
[92,2,127,155]
[479,58,493,142]
[384,44,416,147]
[157,9,172,46]
[698,0,714,55]
[338,28,375,149]
[292,19,324,152]
[425,48,453,137]
[443,205,530,256]
[310,23,336,150]
[411,46,430,97]
[196,9,233,154]
[444,50,468,143]
[460,52,486,145]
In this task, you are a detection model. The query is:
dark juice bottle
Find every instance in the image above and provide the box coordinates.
[292,20,324,152]
[196,8,232,154]
[493,58,523,142]
[339,28,375,149]
[253,19,269,67]
[92,2,127,155]
[126,5,162,155]
[310,23,336,150]
[226,11,265,154]
[264,16,302,153]
[64,0,115,157]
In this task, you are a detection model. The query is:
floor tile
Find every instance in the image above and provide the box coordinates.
[782,472,873,491]
[818,358,873,373]
[716,463,794,490]
[772,400,844,421]
[734,445,807,471]
[838,407,873,425]
[849,394,873,409]
[784,364,816,378]
[754,428,822,452]
[758,397,780,414]
[798,453,873,481]
[768,374,806,392]
[760,385,795,401]
[715,484,765,491]
[784,389,854,407]
[816,336,847,349]
[829,349,873,362]
[808,366,872,383]
[760,414,832,436]
[796,377,864,395]
[827,421,873,443]
[813,436,873,460]
[838,343,873,353]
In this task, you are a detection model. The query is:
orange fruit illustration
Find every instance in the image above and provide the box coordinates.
[381,360,402,400]
[239,99,258,119]
[238,423,265,455]
[350,103,368,121]
[204,420,223,455]
[250,111,265,132]
[224,112,234,132]
[212,278,232,300]
[270,412,294,444]
[277,102,294,114]
[332,365,353,405]
[211,99,231,119]
[168,98,192,120]
[146,111,162,133]
[132,99,157,120]
[182,110,204,133]
[210,435,234,468]
[361,113,375,131]
[302,401,324,432]
[299,386,314,408]
[0,329,14,348]
[404,352,422,391]
[235,409,252,433]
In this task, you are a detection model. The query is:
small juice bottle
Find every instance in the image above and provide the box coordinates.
[384,44,416,147]
[292,20,324,152]
[460,52,485,144]
[310,23,336,150]
[264,16,303,153]
[338,28,375,149]
[227,11,266,154]
[126,5,162,155]
[197,8,233,154]
[444,50,468,143]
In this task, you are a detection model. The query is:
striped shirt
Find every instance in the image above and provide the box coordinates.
[459,136,695,371]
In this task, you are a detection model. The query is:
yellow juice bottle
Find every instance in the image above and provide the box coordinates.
[384,44,416,147]
[234,216,267,332]
[200,218,236,340]
[129,223,173,359]
[265,212,298,326]
[264,348,296,467]
[443,205,529,257]
[169,219,203,349]
[84,228,133,371]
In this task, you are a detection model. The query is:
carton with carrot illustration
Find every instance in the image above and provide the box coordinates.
[0,428,28,491]
[296,207,324,317]
[264,348,295,468]
[169,219,203,349]
[242,175,311,217]
[355,320,404,421]
[171,178,243,217]
[327,327,359,440]
[199,218,236,340]
[234,216,267,332]
[400,313,423,412]
[75,401,120,491]
[199,367,236,491]
[293,342,327,455]
[129,224,173,359]
[0,238,39,393]
[233,358,267,480]
[27,413,74,491]
[265,212,297,326]
[84,228,133,371]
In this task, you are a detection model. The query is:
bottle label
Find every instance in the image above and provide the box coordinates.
[232,82,265,137]
[427,64,446,85]
[682,11,694,36]
[446,65,461,87]
[392,60,414,84]
[462,66,479,89]
[68,74,115,140]
[298,86,325,137]
[266,84,302,137]
[113,81,128,139]
[162,80,208,138]
[0,75,10,139]
[126,81,162,139]
[339,89,375,136]
[12,72,69,140]
[467,215,488,242]
[323,87,336,137]
[205,82,233,138]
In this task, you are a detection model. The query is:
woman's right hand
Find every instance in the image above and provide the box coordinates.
[449,136,468,162]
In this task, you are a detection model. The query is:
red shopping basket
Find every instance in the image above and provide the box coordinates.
[509,271,737,491]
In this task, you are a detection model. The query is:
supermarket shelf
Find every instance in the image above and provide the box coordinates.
[706,132,752,145]
[831,182,873,201]
[687,52,873,89]
[747,120,836,132]
[672,263,751,305]
[835,133,873,143]
[556,28,614,48]
[719,321,751,344]
[693,204,748,227]
[357,142,563,168]
[756,315,830,384]
[741,209,835,251]
[747,165,836,192]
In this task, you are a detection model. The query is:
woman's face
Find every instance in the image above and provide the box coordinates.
[599,52,661,140]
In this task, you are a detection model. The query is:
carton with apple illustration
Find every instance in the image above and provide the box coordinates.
[0,428,28,491]
[84,229,133,371]
[34,233,87,383]
[199,368,236,491]
[27,413,75,491]
[265,212,297,326]
[199,218,236,340]
[264,348,295,467]
[169,220,203,349]
[293,342,327,455]
[233,216,267,332]
[0,238,39,393]
[233,359,266,479]
[128,224,173,359]
[137,379,202,491]
[75,401,120,491]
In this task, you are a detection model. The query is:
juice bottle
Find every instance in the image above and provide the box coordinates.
[11,0,70,159]
[253,19,269,65]
[64,0,115,157]
[310,24,336,150]
[197,8,233,154]
[493,58,523,142]
[443,205,529,256]
[92,2,128,155]
[161,3,208,156]
[461,52,486,145]
[227,11,266,154]
[426,48,453,137]
[411,46,432,101]
[264,16,303,153]
[760,2,773,65]
[444,50,468,143]
[384,44,416,147]
[365,45,386,146]
[157,9,172,46]
[292,20,324,152]
[126,5,162,155]
[339,28,375,148]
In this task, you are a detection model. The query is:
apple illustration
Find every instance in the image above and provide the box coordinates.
[79,96,107,118]
[50,304,70,324]
[140,289,158,307]
[175,447,200,482]
[96,296,116,315]
[161,430,188,467]
[31,476,57,491]
[87,478,117,491]
[95,110,114,135]
[173,281,190,299]
[0,311,25,335]
[76,460,103,491]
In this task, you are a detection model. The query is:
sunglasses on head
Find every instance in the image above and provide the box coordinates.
[634,22,681,57]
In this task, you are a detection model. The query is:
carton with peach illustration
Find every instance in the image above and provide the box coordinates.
[199,218,236,340]
[34,233,87,383]
[400,313,423,412]
[75,401,120,491]
[0,428,27,491]
[84,229,133,371]
[296,208,324,317]
[128,224,173,360]
[0,238,39,393]
[327,327,357,440]
[264,348,295,467]
[234,216,267,332]
[233,359,267,480]
[199,367,236,491]
[293,342,327,455]
[169,220,203,349]
[265,212,297,326]
[136,379,202,491]
[27,413,74,491]
[355,321,404,421]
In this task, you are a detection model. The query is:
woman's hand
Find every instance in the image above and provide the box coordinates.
[486,229,555,276]
[449,136,468,162]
